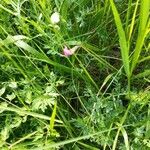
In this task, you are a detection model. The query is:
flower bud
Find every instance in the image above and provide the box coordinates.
[50,12,60,24]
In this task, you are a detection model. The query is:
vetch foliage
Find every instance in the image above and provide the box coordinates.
[0,0,149,149]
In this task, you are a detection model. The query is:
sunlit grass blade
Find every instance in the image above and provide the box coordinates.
[109,0,130,79]
[125,0,132,34]
[139,55,150,63]
[131,0,150,73]
[0,4,17,16]
[97,73,113,96]
[120,125,130,150]
[134,70,150,79]
[112,104,131,150]
[0,103,62,123]
[113,123,130,150]
[49,101,57,131]
[128,0,140,43]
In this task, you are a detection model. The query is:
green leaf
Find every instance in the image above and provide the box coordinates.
[109,0,130,78]
[32,95,54,112]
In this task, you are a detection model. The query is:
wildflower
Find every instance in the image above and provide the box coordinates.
[63,46,80,56]
[50,12,60,24]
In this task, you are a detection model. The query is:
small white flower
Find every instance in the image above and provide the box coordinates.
[50,12,60,24]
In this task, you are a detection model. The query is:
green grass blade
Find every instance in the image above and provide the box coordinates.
[139,55,150,63]
[120,125,130,150]
[134,70,150,79]
[125,0,132,34]
[0,4,17,16]
[0,103,62,123]
[109,0,130,78]
[128,0,140,42]
[97,73,113,96]
[113,123,130,150]
[112,104,131,150]
[131,0,150,73]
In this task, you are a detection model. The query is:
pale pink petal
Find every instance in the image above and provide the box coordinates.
[62,45,80,57]
[63,46,73,56]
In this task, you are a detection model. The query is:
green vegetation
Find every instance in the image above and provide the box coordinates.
[0,0,149,149]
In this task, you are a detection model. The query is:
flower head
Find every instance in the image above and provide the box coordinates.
[50,12,60,24]
[63,46,80,57]
[63,46,73,56]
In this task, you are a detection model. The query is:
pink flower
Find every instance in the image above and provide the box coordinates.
[63,46,73,56]
[63,46,79,56]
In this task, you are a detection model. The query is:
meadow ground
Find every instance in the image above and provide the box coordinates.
[0,0,150,149]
